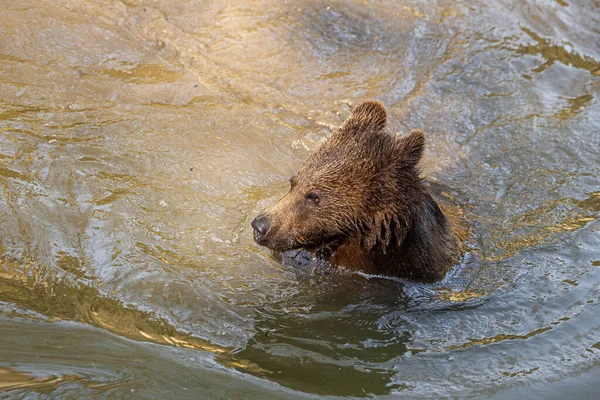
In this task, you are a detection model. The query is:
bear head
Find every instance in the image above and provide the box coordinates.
[252,100,427,254]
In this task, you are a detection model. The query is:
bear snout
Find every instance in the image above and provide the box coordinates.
[251,215,271,243]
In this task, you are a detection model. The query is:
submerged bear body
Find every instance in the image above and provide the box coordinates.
[252,101,463,283]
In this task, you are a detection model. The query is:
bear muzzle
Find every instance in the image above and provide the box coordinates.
[251,215,271,241]
[251,214,301,252]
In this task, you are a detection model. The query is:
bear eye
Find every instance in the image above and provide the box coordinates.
[305,192,320,205]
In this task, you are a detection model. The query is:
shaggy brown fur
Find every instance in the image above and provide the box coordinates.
[252,100,463,283]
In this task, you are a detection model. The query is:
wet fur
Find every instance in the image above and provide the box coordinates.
[330,193,461,282]
[253,101,463,283]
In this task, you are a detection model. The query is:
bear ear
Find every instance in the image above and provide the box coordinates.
[398,129,425,167]
[342,100,387,134]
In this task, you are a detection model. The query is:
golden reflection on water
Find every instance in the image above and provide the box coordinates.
[479,191,600,263]
[0,257,230,355]
[518,27,600,75]
[438,289,489,302]
[447,327,552,351]
[0,367,83,392]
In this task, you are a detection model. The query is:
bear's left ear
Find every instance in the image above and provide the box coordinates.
[397,129,425,168]
[341,100,387,134]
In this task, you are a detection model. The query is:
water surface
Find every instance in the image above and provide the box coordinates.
[1,0,599,398]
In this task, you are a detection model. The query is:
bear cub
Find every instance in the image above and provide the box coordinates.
[252,101,463,283]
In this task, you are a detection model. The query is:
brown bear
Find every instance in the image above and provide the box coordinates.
[252,100,464,283]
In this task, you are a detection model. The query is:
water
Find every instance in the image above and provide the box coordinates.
[0,0,599,398]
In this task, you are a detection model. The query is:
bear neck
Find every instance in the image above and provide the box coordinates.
[329,192,462,283]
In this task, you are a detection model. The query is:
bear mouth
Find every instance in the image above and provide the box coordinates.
[255,231,346,256]
[253,230,300,252]
[258,239,300,253]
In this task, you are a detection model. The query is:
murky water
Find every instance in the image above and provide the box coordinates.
[1,0,599,398]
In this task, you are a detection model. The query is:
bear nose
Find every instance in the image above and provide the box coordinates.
[251,215,271,239]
